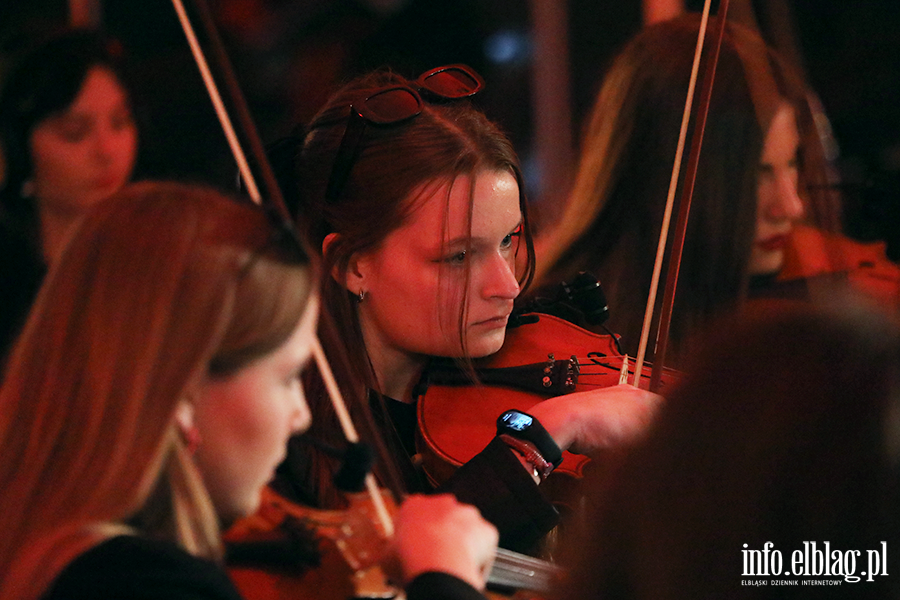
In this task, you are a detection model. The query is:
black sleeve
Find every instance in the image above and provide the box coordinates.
[406,572,487,600]
[437,437,559,553]
[43,536,244,600]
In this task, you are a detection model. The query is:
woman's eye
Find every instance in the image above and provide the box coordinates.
[446,250,467,265]
[58,121,91,142]
[501,225,522,249]
[286,368,305,387]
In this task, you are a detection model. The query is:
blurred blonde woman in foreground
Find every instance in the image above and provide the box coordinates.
[0,181,497,600]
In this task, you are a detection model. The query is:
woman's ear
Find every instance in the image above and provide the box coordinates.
[323,232,367,296]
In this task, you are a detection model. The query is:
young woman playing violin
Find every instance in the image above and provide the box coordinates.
[271,64,660,553]
[0,182,498,600]
[534,14,899,367]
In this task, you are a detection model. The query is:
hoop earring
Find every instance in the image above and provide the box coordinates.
[358,289,367,302]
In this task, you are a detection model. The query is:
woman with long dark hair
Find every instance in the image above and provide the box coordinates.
[273,65,661,553]
[533,15,855,366]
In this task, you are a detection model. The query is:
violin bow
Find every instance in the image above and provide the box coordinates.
[169,0,395,537]
[631,0,732,391]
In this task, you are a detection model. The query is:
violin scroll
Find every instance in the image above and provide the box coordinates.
[515,271,610,330]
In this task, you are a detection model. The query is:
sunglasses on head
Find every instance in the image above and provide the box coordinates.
[321,64,485,203]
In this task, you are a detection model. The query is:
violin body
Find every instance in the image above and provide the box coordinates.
[775,224,900,309]
[226,486,564,599]
[225,487,397,600]
[416,313,681,500]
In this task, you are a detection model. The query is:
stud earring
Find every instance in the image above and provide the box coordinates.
[358,289,367,302]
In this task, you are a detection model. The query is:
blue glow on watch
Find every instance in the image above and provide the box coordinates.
[502,411,533,431]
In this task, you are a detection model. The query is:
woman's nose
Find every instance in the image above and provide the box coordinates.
[483,254,519,300]
[769,172,804,221]
[93,125,126,162]
[290,388,312,435]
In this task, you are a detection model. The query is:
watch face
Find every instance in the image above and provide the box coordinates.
[502,411,533,431]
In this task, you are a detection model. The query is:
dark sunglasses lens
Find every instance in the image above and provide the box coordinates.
[362,87,421,124]
[421,68,482,98]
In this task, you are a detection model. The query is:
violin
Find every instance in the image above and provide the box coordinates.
[415,312,682,502]
[762,224,900,309]
[413,4,732,495]
[225,486,397,600]
[225,486,565,600]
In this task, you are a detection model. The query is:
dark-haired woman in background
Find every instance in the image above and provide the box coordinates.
[0,29,138,363]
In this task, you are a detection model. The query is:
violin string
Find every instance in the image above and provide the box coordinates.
[490,548,563,593]
[471,353,667,380]
[542,355,632,369]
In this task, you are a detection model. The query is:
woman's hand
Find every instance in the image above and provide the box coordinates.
[389,494,498,590]
[529,384,662,455]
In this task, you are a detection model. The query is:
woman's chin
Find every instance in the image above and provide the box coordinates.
[215,490,262,528]
[748,248,785,277]
[466,331,507,358]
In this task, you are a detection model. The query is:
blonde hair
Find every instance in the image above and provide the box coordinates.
[0,181,313,599]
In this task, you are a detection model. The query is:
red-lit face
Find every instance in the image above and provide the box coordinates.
[354,171,523,371]
[750,103,805,276]
[28,66,137,214]
[192,294,318,521]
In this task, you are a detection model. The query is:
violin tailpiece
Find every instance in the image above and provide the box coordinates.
[427,357,580,396]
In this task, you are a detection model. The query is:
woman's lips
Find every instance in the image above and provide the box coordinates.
[472,314,510,328]
[94,172,125,190]
[756,233,789,252]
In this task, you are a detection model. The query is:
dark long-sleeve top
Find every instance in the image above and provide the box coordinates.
[0,215,44,370]
[276,392,559,554]
[43,535,485,600]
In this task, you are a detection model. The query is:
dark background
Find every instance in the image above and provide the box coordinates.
[2,0,898,254]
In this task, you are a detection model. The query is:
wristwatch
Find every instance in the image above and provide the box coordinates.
[496,409,563,469]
